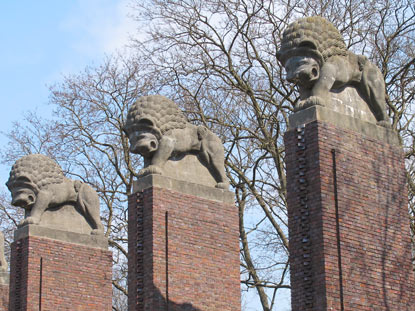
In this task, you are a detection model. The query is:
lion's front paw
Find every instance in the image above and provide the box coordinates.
[139,165,163,177]
[295,96,326,112]
[19,216,40,227]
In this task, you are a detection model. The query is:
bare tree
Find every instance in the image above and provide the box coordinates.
[0,54,161,310]
[130,0,415,309]
[1,0,414,310]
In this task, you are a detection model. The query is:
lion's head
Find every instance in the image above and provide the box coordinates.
[123,95,188,157]
[277,16,347,67]
[6,154,64,208]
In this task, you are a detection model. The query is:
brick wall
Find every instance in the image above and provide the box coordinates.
[285,120,415,311]
[9,235,112,311]
[128,184,240,311]
[0,284,8,311]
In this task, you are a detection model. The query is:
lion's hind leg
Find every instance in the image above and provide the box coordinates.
[360,63,390,126]
[77,183,104,235]
[199,132,229,189]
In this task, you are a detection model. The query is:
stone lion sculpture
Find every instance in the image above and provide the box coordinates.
[6,154,104,235]
[277,16,389,127]
[123,95,229,189]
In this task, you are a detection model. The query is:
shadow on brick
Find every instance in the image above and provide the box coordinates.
[145,285,202,311]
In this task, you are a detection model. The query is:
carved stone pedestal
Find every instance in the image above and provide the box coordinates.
[285,106,415,311]
[8,225,112,311]
[128,174,240,311]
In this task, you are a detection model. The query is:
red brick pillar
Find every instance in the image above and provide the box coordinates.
[0,281,9,311]
[8,225,112,311]
[285,106,415,311]
[128,174,240,311]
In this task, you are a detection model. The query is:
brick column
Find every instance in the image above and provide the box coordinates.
[0,287,8,311]
[285,106,415,311]
[128,174,240,311]
[8,225,112,311]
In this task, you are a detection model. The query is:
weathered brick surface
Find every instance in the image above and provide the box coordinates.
[285,120,415,311]
[0,284,8,311]
[9,236,112,311]
[128,187,240,311]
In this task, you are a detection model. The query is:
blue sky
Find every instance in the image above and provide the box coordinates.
[0,0,134,182]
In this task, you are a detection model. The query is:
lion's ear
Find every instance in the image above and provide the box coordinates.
[299,40,318,50]
[137,118,155,128]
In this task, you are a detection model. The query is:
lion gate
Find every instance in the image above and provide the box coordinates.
[280,17,415,310]
[4,96,240,311]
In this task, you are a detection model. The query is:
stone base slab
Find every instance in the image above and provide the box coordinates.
[14,224,108,249]
[289,105,399,145]
[133,173,234,203]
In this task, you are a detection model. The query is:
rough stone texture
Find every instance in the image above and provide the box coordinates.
[320,86,376,123]
[6,154,104,235]
[0,231,8,277]
[285,115,415,310]
[124,95,229,189]
[14,224,108,250]
[8,229,112,311]
[128,175,240,311]
[277,16,389,125]
[160,154,217,188]
[0,273,8,287]
[133,174,234,204]
[35,204,97,235]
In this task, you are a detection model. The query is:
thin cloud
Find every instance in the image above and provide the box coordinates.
[60,0,136,56]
